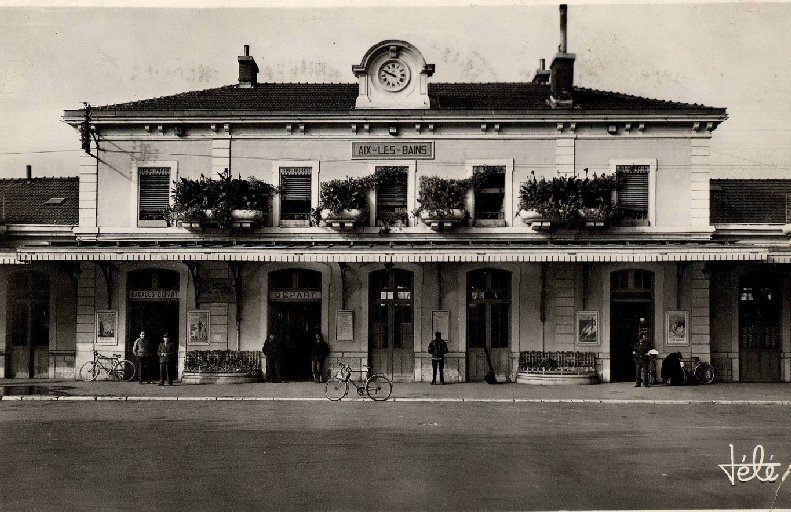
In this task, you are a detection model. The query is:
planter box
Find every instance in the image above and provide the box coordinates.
[321,208,365,230]
[516,371,599,385]
[420,209,465,231]
[181,371,263,385]
[231,209,266,229]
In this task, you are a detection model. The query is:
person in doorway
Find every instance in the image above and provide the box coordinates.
[132,331,152,384]
[262,333,282,383]
[310,333,330,383]
[632,318,652,387]
[427,331,449,385]
[157,333,176,386]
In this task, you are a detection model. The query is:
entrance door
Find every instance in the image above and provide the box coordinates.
[7,271,50,378]
[369,268,414,381]
[739,273,781,382]
[268,269,323,382]
[610,270,654,382]
[466,269,510,382]
[269,302,321,381]
[127,270,181,380]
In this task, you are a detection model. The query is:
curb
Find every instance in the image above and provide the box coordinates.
[2,396,791,405]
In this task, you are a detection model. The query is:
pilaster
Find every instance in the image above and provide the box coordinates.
[555,134,575,176]
[690,138,711,228]
[78,144,98,233]
[212,138,231,177]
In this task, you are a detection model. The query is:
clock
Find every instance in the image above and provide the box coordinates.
[377,60,410,92]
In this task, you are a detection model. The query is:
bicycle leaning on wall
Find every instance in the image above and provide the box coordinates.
[325,363,392,401]
[79,351,136,381]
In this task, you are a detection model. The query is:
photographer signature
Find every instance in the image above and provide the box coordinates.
[719,444,791,486]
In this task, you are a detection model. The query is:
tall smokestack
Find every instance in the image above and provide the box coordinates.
[26,165,31,179]
[549,4,576,108]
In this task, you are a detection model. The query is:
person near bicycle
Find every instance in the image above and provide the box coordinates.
[310,333,329,383]
[262,333,283,383]
[157,333,177,386]
[632,318,652,388]
[132,331,152,384]
[427,331,449,385]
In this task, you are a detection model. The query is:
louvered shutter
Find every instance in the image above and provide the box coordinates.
[376,167,408,208]
[280,167,312,201]
[616,165,649,216]
[138,168,170,221]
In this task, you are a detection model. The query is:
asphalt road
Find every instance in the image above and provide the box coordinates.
[1,401,790,511]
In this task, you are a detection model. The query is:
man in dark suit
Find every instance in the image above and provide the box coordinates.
[632,318,652,387]
[157,333,176,386]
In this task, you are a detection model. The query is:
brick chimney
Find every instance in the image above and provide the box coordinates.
[238,45,259,88]
[26,165,32,179]
[549,5,576,107]
[532,58,551,84]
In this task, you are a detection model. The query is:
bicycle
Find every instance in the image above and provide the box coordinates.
[325,363,392,401]
[79,351,136,382]
[680,356,715,385]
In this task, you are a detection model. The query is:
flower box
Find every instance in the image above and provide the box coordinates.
[420,208,466,231]
[182,350,263,384]
[516,350,599,385]
[230,209,266,229]
[320,208,365,230]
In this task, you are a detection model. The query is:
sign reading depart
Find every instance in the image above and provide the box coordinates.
[352,142,434,159]
[269,290,321,301]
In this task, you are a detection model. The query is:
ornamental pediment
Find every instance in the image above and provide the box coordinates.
[352,40,434,109]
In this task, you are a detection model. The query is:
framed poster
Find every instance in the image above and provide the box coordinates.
[335,310,354,342]
[188,310,210,345]
[432,310,450,341]
[96,310,117,345]
[576,311,599,345]
[666,311,689,346]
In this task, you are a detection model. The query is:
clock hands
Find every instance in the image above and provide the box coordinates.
[381,69,398,79]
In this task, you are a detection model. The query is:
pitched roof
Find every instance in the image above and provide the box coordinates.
[0,178,79,225]
[90,82,724,114]
[710,179,791,224]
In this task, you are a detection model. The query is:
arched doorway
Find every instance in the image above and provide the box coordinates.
[609,269,654,382]
[739,271,782,382]
[127,269,180,379]
[268,269,322,381]
[368,267,414,381]
[466,269,511,382]
[7,270,50,378]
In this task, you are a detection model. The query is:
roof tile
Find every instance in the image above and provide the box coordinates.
[0,178,79,225]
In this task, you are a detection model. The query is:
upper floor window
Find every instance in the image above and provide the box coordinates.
[279,167,313,225]
[134,163,175,228]
[710,179,791,224]
[611,159,656,227]
[375,166,408,227]
[473,165,506,226]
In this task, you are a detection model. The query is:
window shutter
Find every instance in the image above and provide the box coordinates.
[280,167,312,201]
[138,167,170,220]
[376,167,408,207]
[616,165,649,212]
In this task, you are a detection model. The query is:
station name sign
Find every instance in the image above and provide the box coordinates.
[269,290,321,301]
[352,141,434,160]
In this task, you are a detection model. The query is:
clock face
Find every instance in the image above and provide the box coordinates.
[378,60,410,92]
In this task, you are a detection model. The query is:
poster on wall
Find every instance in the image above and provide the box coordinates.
[432,310,450,341]
[188,310,210,345]
[666,311,689,346]
[96,310,117,345]
[576,311,599,345]
[335,311,354,342]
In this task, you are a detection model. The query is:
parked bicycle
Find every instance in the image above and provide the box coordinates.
[325,363,392,401]
[680,356,715,384]
[79,351,136,381]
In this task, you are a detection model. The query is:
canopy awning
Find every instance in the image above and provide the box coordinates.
[15,245,771,263]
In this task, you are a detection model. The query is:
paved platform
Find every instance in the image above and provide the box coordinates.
[1,378,790,404]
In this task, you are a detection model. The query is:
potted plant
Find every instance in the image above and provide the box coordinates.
[517,171,620,229]
[312,176,369,229]
[412,176,469,230]
[165,174,216,230]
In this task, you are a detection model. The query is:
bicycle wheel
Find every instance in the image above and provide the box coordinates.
[365,375,392,401]
[325,379,348,401]
[113,360,136,382]
[694,362,715,384]
[79,361,99,381]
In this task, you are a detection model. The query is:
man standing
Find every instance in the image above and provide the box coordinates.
[632,318,652,387]
[262,333,282,383]
[427,331,448,385]
[157,333,176,386]
[132,331,152,384]
[310,333,330,383]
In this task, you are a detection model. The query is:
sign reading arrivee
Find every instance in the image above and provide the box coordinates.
[352,142,434,159]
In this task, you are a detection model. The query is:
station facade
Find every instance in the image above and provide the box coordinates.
[3,6,790,384]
